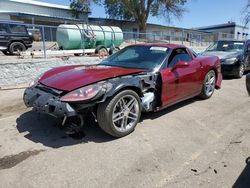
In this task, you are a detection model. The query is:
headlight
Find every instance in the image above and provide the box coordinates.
[61,83,103,102]
[29,73,43,87]
[223,57,237,64]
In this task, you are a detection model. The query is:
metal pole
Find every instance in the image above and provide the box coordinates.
[82,28,85,55]
[182,29,184,45]
[200,34,202,46]
[50,27,53,42]
[41,26,47,59]
[190,34,192,46]
[134,32,136,44]
[76,24,85,55]
[32,17,35,29]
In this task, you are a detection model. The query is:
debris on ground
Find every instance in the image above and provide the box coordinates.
[191,169,198,173]
[230,141,242,144]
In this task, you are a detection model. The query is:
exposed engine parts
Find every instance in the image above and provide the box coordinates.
[141,92,155,112]
[61,114,85,135]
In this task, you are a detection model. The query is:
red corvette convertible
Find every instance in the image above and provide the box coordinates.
[24,44,222,137]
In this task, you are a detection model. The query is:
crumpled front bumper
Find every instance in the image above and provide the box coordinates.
[23,87,76,118]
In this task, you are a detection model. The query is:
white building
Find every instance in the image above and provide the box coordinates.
[0,0,90,41]
[196,22,249,41]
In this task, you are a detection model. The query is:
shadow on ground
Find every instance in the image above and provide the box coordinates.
[16,97,197,148]
[141,97,196,121]
[233,157,250,188]
[16,111,114,148]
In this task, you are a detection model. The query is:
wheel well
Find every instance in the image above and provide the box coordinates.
[210,67,221,89]
[210,68,218,79]
[94,86,144,113]
[111,86,143,98]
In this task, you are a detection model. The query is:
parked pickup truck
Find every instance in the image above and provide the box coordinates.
[0,21,33,55]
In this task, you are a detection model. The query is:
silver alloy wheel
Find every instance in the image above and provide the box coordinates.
[112,95,140,132]
[205,72,216,97]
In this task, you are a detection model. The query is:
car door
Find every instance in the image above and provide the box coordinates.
[160,48,202,107]
[0,23,10,49]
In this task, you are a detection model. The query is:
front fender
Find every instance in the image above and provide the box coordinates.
[104,76,143,98]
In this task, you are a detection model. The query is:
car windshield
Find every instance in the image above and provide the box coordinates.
[205,41,244,52]
[100,46,169,70]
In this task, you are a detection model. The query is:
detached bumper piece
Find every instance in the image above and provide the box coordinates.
[23,87,76,118]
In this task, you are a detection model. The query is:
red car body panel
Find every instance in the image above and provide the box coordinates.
[39,65,145,91]
[159,52,222,110]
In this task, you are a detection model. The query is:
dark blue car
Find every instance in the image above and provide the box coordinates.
[202,40,250,78]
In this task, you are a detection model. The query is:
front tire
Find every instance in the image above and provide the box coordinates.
[246,73,250,96]
[198,70,216,99]
[97,90,141,137]
[235,63,245,78]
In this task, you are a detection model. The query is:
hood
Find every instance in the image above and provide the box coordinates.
[201,51,242,60]
[39,65,145,91]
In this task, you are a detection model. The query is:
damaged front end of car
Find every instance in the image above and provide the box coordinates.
[23,72,161,134]
[23,82,109,134]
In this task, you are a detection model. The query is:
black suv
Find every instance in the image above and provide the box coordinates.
[0,21,33,55]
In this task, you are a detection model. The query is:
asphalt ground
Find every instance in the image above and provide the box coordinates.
[0,76,249,188]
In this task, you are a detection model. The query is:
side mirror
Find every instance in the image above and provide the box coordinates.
[172,61,189,70]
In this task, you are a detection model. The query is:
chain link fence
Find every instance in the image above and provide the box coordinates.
[0,21,241,59]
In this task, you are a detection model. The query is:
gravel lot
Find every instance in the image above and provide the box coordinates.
[0,76,249,188]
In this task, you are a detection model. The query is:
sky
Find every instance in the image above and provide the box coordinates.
[39,0,248,28]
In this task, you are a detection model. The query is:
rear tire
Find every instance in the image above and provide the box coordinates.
[198,70,216,99]
[109,47,120,55]
[9,42,26,55]
[97,90,141,137]
[97,47,108,59]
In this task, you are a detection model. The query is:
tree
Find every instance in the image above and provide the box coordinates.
[70,0,187,33]
[244,0,250,25]
[70,0,92,19]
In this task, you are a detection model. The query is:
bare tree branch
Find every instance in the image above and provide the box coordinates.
[70,0,187,32]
